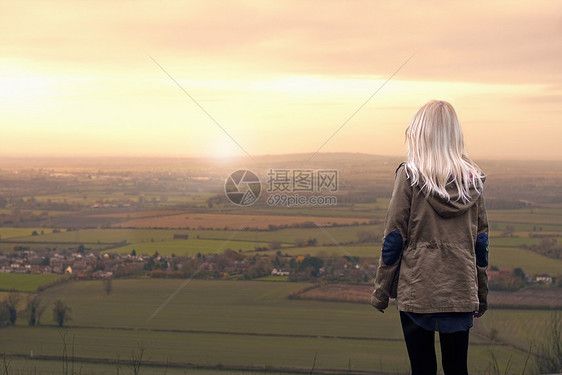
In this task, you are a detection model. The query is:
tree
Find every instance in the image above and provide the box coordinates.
[144,257,156,271]
[26,295,46,326]
[129,342,146,375]
[52,300,72,327]
[513,267,526,280]
[540,236,557,250]
[299,256,324,277]
[103,278,112,295]
[0,301,10,327]
[4,293,20,326]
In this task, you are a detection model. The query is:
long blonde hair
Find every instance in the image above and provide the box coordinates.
[404,100,483,203]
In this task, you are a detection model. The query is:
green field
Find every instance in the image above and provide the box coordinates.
[24,190,216,208]
[0,279,539,374]
[7,228,143,244]
[476,309,561,348]
[488,209,562,227]
[488,246,562,275]
[243,203,388,218]
[491,236,542,247]
[3,223,561,276]
[0,228,54,239]
[8,225,382,246]
[0,273,61,292]
[108,238,275,256]
[2,358,303,375]
[0,242,109,252]
[259,244,379,258]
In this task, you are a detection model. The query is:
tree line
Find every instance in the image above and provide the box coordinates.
[0,294,72,328]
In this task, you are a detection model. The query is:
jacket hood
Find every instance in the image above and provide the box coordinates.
[426,177,485,218]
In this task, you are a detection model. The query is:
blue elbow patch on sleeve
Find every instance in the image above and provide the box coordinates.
[475,233,489,267]
[382,230,403,265]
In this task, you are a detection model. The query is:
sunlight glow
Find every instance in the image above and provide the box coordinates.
[210,137,241,162]
[0,1,560,160]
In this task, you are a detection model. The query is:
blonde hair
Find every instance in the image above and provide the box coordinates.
[405,100,483,203]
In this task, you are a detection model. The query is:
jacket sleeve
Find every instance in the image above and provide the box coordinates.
[371,165,411,311]
[475,193,489,313]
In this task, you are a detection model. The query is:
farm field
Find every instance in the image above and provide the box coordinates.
[8,224,383,246]
[25,191,216,207]
[241,203,389,218]
[487,246,562,275]
[111,212,371,230]
[2,358,306,375]
[0,279,535,374]
[490,236,542,247]
[293,283,562,309]
[8,228,192,244]
[488,209,562,227]
[0,242,109,253]
[88,205,385,219]
[258,244,379,258]
[3,224,561,274]
[0,273,61,292]
[108,238,275,256]
[2,156,562,374]
[87,210,190,219]
[0,228,55,239]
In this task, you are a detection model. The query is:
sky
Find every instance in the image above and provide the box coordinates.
[1,1,561,161]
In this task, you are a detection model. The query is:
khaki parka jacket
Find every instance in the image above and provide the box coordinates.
[371,164,489,314]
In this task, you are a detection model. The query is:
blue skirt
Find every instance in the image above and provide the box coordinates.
[405,312,473,333]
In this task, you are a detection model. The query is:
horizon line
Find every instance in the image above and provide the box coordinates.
[1,152,561,163]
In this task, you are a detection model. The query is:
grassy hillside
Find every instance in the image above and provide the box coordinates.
[0,279,536,374]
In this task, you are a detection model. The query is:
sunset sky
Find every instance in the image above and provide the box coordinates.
[1,1,561,160]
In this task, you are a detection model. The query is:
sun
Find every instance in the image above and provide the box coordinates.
[0,65,60,107]
[210,137,242,161]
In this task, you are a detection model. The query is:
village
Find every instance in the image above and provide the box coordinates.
[0,242,557,291]
[0,243,369,284]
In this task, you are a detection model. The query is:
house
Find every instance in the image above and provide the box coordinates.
[487,268,511,281]
[271,268,290,276]
[92,270,113,279]
[72,260,87,272]
[535,275,553,284]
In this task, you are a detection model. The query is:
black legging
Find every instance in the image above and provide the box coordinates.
[400,311,470,375]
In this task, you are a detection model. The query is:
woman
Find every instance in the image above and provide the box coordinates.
[371,100,489,375]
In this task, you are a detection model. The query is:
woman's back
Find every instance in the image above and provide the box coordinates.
[391,164,487,313]
[371,100,489,375]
